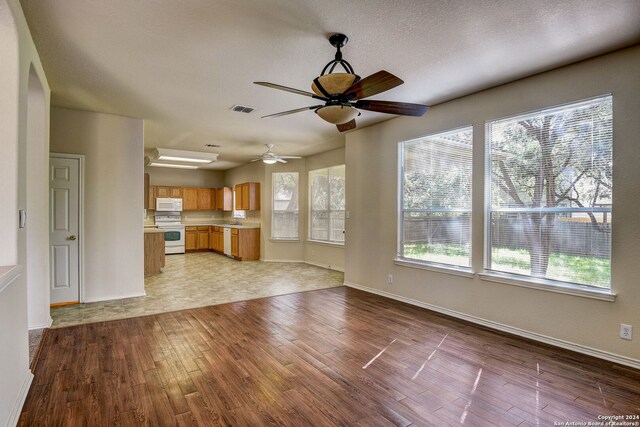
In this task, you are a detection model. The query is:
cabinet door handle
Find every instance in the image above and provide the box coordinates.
[68,235,77,241]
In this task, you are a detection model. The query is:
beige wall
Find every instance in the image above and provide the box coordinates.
[0,0,51,424]
[51,107,145,302]
[145,166,224,188]
[345,46,640,365]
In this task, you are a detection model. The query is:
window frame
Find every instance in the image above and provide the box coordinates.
[483,94,613,293]
[308,165,346,245]
[271,171,299,240]
[397,126,474,272]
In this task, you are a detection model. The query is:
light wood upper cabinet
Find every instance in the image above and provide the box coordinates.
[216,187,232,211]
[156,186,171,198]
[234,182,260,211]
[197,188,216,210]
[170,187,183,198]
[182,187,198,211]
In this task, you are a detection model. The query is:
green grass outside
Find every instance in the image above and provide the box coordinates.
[404,243,610,288]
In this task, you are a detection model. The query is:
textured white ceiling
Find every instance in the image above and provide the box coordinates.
[20,0,640,169]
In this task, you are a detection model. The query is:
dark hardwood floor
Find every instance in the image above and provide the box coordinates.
[20,287,640,426]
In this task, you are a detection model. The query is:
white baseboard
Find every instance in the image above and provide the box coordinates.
[28,316,52,330]
[344,280,640,370]
[305,261,344,273]
[262,259,305,263]
[84,291,146,303]
[6,370,33,427]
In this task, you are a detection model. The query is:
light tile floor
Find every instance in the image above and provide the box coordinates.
[51,253,344,328]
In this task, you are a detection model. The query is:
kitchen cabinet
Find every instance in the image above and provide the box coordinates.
[185,227,197,251]
[156,186,182,199]
[170,187,182,198]
[183,187,199,211]
[230,228,260,260]
[144,230,165,276]
[197,188,216,210]
[209,226,223,252]
[197,226,209,249]
[186,226,211,251]
[234,182,260,211]
[216,187,232,211]
[144,174,150,209]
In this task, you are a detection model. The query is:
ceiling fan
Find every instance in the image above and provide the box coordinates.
[250,144,302,164]
[254,33,429,133]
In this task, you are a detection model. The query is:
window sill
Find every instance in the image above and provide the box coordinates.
[478,271,616,302]
[269,238,300,243]
[306,239,345,248]
[394,258,474,278]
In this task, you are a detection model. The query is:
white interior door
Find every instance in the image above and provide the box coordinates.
[49,156,80,304]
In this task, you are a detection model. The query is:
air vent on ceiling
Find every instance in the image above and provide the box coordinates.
[230,104,256,114]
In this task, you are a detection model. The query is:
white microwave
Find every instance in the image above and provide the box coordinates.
[156,197,183,212]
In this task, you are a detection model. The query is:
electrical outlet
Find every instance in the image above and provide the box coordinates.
[620,324,632,340]
[388,274,393,285]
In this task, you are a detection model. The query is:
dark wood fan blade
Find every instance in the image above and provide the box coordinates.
[261,105,323,119]
[336,119,357,132]
[254,82,329,101]
[354,100,429,117]
[343,71,404,100]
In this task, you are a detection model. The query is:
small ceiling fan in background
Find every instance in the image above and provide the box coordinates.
[254,33,429,132]
[251,144,302,164]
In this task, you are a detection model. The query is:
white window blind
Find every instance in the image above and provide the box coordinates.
[272,172,299,239]
[399,127,473,267]
[309,165,345,243]
[486,95,612,289]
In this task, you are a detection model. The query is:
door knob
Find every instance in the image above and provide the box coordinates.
[68,235,77,241]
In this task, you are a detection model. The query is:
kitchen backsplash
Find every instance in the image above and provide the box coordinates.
[144,209,261,226]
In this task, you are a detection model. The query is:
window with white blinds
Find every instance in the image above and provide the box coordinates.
[486,95,612,289]
[272,172,299,239]
[399,127,473,268]
[309,165,345,244]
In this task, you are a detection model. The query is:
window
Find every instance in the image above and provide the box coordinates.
[309,165,345,243]
[399,127,473,268]
[232,189,245,219]
[272,172,299,239]
[486,95,612,289]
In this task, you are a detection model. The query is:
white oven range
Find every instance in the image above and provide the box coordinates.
[154,212,185,254]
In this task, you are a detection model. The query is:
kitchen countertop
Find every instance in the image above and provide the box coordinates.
[144,228,165,234]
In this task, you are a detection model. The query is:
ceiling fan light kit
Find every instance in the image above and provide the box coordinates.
[315,104,360,125]
[251,144,302,164]
[254,33,429,132]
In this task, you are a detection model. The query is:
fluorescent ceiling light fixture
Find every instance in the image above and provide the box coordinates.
[157,155,212,163]
[148,162,198,169]
[151,148,219,164]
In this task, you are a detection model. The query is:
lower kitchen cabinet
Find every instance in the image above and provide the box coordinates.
[231,228,259,260]
[186,225,259,259]
[185,227,197,251]
[197,226,209,249]
[187,226,212,251]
